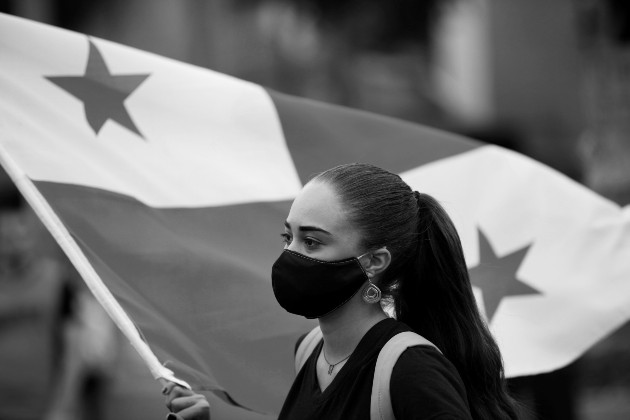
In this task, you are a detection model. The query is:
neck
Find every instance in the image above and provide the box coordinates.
[318,299,388,361]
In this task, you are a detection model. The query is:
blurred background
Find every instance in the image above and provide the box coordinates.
[0,0,629,419]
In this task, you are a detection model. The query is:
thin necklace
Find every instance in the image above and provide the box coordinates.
[322,347,351,375]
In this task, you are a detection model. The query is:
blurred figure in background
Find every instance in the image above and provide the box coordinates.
[45,269,119,420]
[0,186,119,420]
[0,190,70,420]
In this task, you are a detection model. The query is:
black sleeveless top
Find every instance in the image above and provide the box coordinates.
[278,318,472,419]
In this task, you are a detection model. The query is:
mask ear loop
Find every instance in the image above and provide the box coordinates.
[357,245,387,263]
[356,250,373,275]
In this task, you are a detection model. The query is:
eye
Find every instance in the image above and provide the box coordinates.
[303,237,321,250]
[280,233,292,246]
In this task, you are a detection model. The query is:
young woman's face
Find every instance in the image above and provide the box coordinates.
[282,181,364,261]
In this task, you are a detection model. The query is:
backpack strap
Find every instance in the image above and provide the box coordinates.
[370,331,441,420]
[294,326,323,375]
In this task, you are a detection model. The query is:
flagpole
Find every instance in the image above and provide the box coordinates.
[0,141,190,390]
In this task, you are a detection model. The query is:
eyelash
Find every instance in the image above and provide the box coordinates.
[280,233,321,249]
[280,233,291,245]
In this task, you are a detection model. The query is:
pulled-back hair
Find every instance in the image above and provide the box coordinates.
[313,163,519,420]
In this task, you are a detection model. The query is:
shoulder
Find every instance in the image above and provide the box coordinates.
[390,346,472,420]
[392,345,464,389]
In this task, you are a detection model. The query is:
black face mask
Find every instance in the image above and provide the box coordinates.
[271,249,369,319]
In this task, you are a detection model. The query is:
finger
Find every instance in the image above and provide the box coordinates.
[165,386,195,408]
[172,399,210,420]
[170,395,206,413]
[164,384,194,398]
[162,382,193,397]
[161,381,178,395]
[166,413,184,420]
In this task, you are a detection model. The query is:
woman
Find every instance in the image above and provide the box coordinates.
[164,163,520,420]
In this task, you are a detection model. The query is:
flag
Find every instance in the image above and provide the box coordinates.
[1,13,630,419]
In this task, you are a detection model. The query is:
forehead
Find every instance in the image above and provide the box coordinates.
[286,181,352,233]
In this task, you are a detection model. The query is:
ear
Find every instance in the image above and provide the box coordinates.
[362,247,391,280]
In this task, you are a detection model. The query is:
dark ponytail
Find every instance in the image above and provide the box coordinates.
[314,163,519,420]
[404,192,519,420]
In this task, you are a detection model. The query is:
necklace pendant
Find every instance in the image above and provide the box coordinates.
[327,364,334,375]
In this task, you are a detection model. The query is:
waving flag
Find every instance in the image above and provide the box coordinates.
[1,13,629,419]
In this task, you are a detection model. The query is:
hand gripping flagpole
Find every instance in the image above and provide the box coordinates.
[0,141,190,391]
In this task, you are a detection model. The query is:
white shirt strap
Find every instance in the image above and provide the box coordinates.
[371,331,441,420]
[294,326,323,375]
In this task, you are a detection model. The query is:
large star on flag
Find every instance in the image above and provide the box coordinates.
[46,40,150,138]
[469,228,541,321]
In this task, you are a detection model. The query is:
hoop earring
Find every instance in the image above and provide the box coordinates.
[362,281,381,304]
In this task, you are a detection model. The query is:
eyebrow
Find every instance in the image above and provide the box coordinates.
[284,221,332,236]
